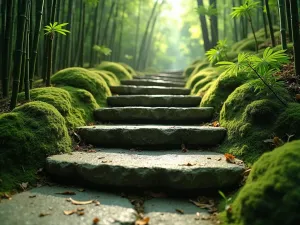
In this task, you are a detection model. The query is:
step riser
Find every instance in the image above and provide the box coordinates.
[133,76,185,82]
[145,73,184,78]
[107,96,201,107]
[121,80,185,87]
[110,86,190,95]
[77,126,226,148]
[95,107,213,124]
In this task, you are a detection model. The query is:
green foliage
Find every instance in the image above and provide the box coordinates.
[51,67,111,105]
[44,22,70,36]
[93,45,112,56]
[185,67,218,89]
[96,61,132,80]
[231,0,259,18]
[225,140,300,225]
[205,40,229,64]
[0,101,71,191]
[124,54,133,60]
[196,4,218,16]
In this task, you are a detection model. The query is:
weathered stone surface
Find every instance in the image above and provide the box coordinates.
[0,186,136,225]
[133,76,185,82]
[46,150,244,190]
[95,107,213,124]
[107,95,201,107]
[76,125,226,148]
[144,198,213,225]
[121,79,185,87]
[145,73,184,78]
[110,85,190,95]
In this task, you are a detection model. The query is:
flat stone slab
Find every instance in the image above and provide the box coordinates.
[76,125,226,148]
[121,79,185,87]
[107,95,201,107]
[145,73,184,79]
[133,76,185,82]
[0,186,136,225]
[46,150,244,190]
[110,85,190,95]
[95,107,214,124]
[144,198,213,225]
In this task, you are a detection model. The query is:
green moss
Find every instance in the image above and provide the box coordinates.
[96,61,132,80]
[119,62,137,76]
[191,72,219,95]
[19,87,89,128]
[185,67,218,89]
[90,70,120,86]
[236,38,265,52]
[189,62,210,78]
[200,72,251,113]
[224,140,300,225]
[0,101,71,191]
[219,79,292,164]
[183,64,197,78]
[196,81,214,97]
[51,67,111,105]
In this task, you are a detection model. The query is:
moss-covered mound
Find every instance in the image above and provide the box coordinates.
[0,102,71,191]
[19,87,90,127]
[51,67,111,105]
[191,72,219,95]
[200,72,251,112]
[219,79,292,164]
[185,67,218,89]
[119,62,137,76]
[96,61,132,80]
[225,140,300,225]
[196,82,214,97]
[183,61,209,78]
[90,70,120,86]
[236,38,265,52]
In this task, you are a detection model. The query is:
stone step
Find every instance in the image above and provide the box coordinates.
[121,79,185,87]
[110,85,190,95]
[133,75,185,82]
[95,107,214,124]
[107,95,201,107]
[76,125,226,148]
[146,73,184,78]
[46,150,244,190]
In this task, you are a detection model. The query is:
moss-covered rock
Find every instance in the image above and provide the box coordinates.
[185,67,218,89]
[225,140,300,225]
[119,62,137,76]
[51,67,111,105]
[96,61,132,80]
[189,62,210,78]
[191,72,219,95]
[196,81,214,97]
[200,72,251,113]
[236,38,265,52]
[90,70,120,86]
[219,79,292,164]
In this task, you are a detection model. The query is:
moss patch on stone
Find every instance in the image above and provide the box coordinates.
[96,61,132,80]
[201,72,251,113]
[0,101,71,192]
[119,62,137,76]
[191,72,219,95]
[223,140,300,225]
[51,67,111,106]
[90,70,120,86]
[185,67,218,89]
[218,79,292,164]
[183,61,209,78]
[195,81,214,97]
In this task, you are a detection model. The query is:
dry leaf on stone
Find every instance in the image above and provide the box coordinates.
[179,163,196,166]
[64,210,77,215]
[1,193,12,200]
[224,153,235,163]
[175,209,184,214]
[66,198,94,205]
[29,195,37,198]
[135,217,150,225]
[56,191,76,195]
[189,198,216,213]
[94,200,101,206]
[87,149,97,153]
[212,121,220,127]
[19,182,29,190]
[93,217,100,224]
[39,212,51,217]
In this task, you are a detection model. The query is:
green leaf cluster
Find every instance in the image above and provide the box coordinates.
[205,39,229,64]
[231,0,259,18]
[93,45,112,56]
[195,4,218,16]
[44,22,70,36]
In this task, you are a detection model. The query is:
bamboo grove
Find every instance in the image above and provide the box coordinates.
[0,0,166,109]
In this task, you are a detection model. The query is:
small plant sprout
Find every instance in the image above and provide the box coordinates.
[231,0,259,52]
[44,22,70,39]
[93,45,112,56]
[218,190,232,213]
[205,39,229,64]
[125,54,133,60]
[217,47,289,106]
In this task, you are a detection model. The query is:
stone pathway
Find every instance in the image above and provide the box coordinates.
[0,73,245,224]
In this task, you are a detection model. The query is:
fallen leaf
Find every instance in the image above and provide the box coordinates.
[243,169,251,176]
[101,161,108,163]
[19,182,29,190]
[66,198,94,205]
[93,217,100,224]
[212,121,220,127]
[189,198,216,213]
[56,191,76,195]
[77,207,84,211]
[176,209,184,214]
[94,200,101,206]
[39,212,51,217]
[98,157,105,160]
[207,157,211,159]
[135,217,150,225]
[179,163,196,166]
[64,210,76,215]
[29,195,37,198]
[77,211,85,216]
[87,149,97,153]
[273,136,284,147]
[224,153,235,163]
[201,215,211,220]
[216,157,222,161]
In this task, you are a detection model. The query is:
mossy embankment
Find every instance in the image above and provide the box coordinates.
[0,62,137,193]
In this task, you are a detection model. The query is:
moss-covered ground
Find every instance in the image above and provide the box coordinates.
[96,61,132,80]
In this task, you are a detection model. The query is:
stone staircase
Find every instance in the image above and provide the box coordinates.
[46,73,244,191]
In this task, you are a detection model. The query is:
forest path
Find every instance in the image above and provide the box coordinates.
[0,73,244,225]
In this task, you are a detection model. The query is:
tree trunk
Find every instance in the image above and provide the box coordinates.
[29,0,44,88]
[109,0,119,61]
[196,0,210,51]
[0,0,7,89]
[232,0,238,41]
[209,0,218,48]
[290,0,300,77]
[64,0,74,67]
[117,0,126,62]
[265,0,275,47]
[89,2,100,67]
[134,0,141,68]
[79,2,85,67]
[24,1,30,100]
[277,0,287,49]
[262,0,268,38]
[2,0,13,97]
[10,0,28,109]
[101,0,116,46]
[285,0,292,42]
